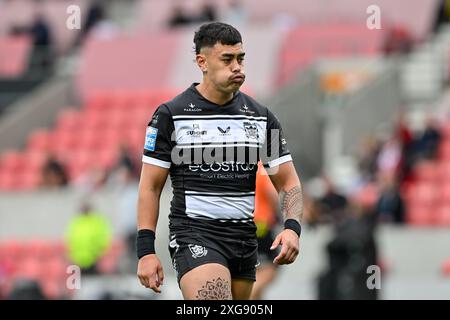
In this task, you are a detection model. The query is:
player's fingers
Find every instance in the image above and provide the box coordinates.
[149,279,162,293]
[285,248,297,264]
[157,265,164,285]
[138,275,149,288]
[273,243,289,264]
[270,234,282,250]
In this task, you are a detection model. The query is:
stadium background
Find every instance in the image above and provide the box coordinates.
[0,0,450,299]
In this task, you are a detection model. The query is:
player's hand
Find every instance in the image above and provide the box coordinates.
[271,229,300,265]
[137,254,164,293]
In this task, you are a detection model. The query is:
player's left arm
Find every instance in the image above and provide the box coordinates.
[268,161,303,265]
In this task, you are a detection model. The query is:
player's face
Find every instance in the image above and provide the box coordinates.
[198,42,246,93]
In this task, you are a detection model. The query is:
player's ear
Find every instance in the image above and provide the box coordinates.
[196,53,207,74]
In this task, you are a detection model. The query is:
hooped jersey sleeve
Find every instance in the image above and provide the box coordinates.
[142,104,175,169]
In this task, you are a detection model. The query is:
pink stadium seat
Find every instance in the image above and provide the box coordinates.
[16,170,41,190]
[439,183,450,205]
[17,256,42,279]
[438,141,450,160]
[41,256,67,280]
[405,182,437,207]
[0,36,31,77]
[0,151,25,173]
[435,206,450,226]
[414,161,439,182]
[442,258,450,276]
[56,109,82,132]
[406,205,434,226]
[27,130,53,152]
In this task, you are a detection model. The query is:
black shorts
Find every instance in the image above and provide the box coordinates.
[257,230,280,266]
[168,232,258,285]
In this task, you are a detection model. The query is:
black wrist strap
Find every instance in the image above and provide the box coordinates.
[284,219,301,237]
[136,229,156,259]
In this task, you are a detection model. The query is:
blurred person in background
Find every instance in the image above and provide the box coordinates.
[7,279,46,300]
[65,202,111,275]
[357,135,381,182]
[317,186,378,300]
[168,4,194,28]
[375,172,405,224]
[10,11,54,77]
[40,156,68,188]
[74,0,107,46]
[195,0,217,23]
[376,136,402,180]
[416,116,442,161]
[136,22,302,300]
[250,163,281,300]
[316,176,348,224]
[108,146,140,273]
[433,0,450,33]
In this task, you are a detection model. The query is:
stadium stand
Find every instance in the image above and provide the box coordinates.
[1,0,450,300]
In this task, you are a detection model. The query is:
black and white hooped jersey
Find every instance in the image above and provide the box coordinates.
[142,83,292,239]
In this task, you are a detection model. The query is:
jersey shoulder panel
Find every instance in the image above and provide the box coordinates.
[239,92,269,118]
[163,89,195,116]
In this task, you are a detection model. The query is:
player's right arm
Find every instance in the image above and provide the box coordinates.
[136,163,169,293]
[137,104,174,293]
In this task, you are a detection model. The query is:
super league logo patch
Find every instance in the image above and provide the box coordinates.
[188,244,208,259]
[144,126,158,151]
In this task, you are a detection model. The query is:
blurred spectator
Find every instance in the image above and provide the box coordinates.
[375,173,405,224]
[376,137,402,178]
[74,0,107,46]
[73,167,108,193]
[357,135,381,182]
[316,177,348,223]
[394,113,414,182]
[7,279,46,300]
[417,116,442,160]
[433,0,450,33]
[222,0,248,27]
[168,5,193,28]
[317,191,378,300]
[107,146,139,273]
[250,163,280,300]
[195,1,217,23]
[65,202,111,275]
[10,12,54,76]
[382,25,414,55]
[41,156,68,188]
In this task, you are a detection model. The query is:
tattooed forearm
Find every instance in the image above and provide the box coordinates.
[196,277,232,300]
[280,185,303,223]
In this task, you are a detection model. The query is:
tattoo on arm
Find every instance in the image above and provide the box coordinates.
[196,277,232,300]
[280,185,303,223]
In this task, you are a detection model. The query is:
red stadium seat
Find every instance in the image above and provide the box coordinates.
[435,206,450,226]
[414,161,439,182]
[442,258,450,276]
[26,130,53,152]
[56,109,81,132]
[406,205,434,226]
[438,141,450,160]
[404,182,437,207]
[0,151,25,173]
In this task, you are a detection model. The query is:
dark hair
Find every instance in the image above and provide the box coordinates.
[194,22,242,54]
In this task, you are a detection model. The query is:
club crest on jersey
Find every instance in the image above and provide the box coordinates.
[243,121,259,139]
[188,244,208,259]
[184,102,202,112]
[144,126,158,151]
